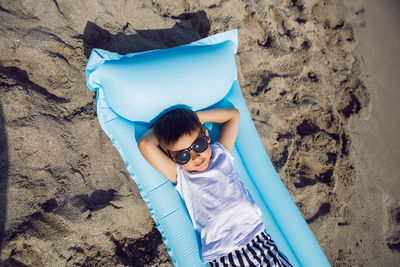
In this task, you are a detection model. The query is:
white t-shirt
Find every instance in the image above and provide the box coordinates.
[175,142,265,262]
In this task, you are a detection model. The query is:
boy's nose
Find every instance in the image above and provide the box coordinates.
[190,150,201,160]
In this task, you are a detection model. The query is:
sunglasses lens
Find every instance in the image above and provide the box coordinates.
[193,136,208,153]
[174,150,191,165]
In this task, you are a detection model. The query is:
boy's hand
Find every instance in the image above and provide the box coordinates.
[196,108,240,151]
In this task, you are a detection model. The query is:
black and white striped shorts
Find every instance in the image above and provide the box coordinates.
[208,231,292,267]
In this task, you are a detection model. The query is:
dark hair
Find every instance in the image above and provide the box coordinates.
[153,108,202,147]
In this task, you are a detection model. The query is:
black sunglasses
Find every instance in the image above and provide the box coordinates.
[169,130,209,165]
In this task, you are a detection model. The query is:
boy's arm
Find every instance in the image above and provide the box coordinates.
[138,128,177,183]
[196,108,240,151]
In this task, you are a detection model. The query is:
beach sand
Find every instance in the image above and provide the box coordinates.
[0,0,399,266]
[342,0,400,265]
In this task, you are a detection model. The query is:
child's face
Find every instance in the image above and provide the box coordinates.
[167,128,212,172]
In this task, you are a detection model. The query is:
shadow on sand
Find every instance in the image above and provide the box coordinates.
[0,95,8,257]
[80,11,211,58]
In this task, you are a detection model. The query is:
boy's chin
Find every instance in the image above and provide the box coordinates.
[186,161,209,172]
[196,164,209,172]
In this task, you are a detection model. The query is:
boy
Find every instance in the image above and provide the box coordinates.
[139,108,291,267]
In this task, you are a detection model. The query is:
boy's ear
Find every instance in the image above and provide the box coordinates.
[202,126,211,143]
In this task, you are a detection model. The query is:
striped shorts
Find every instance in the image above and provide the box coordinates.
[208,231,292,267]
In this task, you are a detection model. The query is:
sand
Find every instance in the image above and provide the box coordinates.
[0,0,399,266]
[342,0,400,264]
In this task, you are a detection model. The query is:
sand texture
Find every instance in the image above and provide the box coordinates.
[0,0,399,266]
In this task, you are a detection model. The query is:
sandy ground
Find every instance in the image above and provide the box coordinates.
[0,0,399,266]
[342,0,400,265]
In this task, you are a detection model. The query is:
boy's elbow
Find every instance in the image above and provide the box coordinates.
[138,137,150,154]
[138,134,160,156]
[230,107,239,114]
[232,108,240,120]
